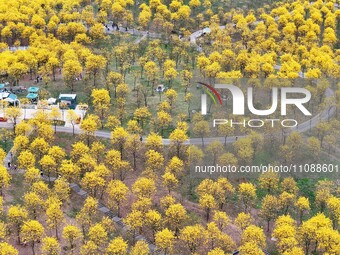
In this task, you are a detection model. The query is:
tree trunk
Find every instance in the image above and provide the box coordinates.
[93,72,96,87]
[267,220,270,232]
[13,120,17,134]
[32,241,35,255]
[151,80,155,96]
[133,153,136,171]
[17,229,20,244]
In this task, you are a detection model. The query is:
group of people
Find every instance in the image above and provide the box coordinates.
[6,153,57,177]
[35,75,43,83]
[104,24,111,31]
[104,22,129,32]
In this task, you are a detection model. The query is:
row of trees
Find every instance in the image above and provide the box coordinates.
[0,0,339,92]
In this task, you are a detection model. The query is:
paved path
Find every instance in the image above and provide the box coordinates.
[3,148,13,168]
[104,21,161,43]
[134,34,147,44]
[0,92,336,145]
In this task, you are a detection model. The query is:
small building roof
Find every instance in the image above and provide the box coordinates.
[26,93,38,99]
[4,94,17,102]
[59,94,77,100]
[7,94,17,100]
[0,93,17,103]
[28,87,40,93]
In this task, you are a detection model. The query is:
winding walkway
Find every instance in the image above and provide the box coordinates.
[0,93,336,145]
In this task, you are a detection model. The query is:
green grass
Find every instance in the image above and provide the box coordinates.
[54,132,80,149]
[8,173,26,206]
[53,131,112,154]
[0,139,12,153]
[66,207,80,219]
[180,175,201,203]
[253,149,277,166]
[185,211,203,226]
[0,128,13,152]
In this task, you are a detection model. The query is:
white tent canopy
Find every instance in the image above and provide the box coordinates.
[47,98,57,105]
